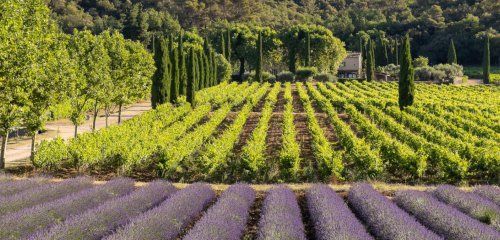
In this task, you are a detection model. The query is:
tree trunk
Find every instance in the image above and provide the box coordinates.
[92,101,98,132]
[0,133,8,169]
[105,107,109,128]
[74,124,78,138]
[239,58,245,83]
[30,132,36,163]
[118,104,123,124]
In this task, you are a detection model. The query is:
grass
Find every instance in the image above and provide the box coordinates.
[463,66,500,78]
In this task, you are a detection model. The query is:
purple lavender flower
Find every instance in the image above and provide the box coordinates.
[348,183,441,240]
[105,183,215,240]
[0,177,135,239]
[306,184,373,240]
[474,185,500,206]
[395,190,500,240]
[183,184,256,240]
[433,185,499,230]
[0,177,93,216]
[0,177,50,197]
[32,180,177,240]
[257,186,306,240]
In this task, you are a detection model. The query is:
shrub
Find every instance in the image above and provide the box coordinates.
[433,63,463,83]
[414,66,433,81]
[262,71,276,82]
[276,71,295,82]
[216,53,231,83]
[378,64,400,77]
[295,67,318,81]
[314,73,337,82]
[414,56,429,68]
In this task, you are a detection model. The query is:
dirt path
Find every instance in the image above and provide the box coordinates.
[4,101,152,168]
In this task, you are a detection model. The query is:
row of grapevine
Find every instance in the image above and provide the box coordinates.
[316,82,425,179]
[278,83,302,180]
[158,83,262,177]
[295,82,343,180]
[329,82,468,182]
[199,83,270,180]
[341,81,498,182]
[304,82,383,179]
[241,82,281,180]
[34,83,249,173]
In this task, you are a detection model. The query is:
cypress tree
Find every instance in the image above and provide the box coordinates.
[206,52,211,87]
[226,29,231,63]
[162,38,172,104]
[203,38,211,87]
[256,31,263,83]
[187,48,196,106]
[179,33,187,95]
[221,33,226,57]
[383,42,388,66]
[151,36,164,109]
[212,50,218,84]
[198,51,205,90]
[170,37,179,103]
[395,40,399,65]
[361,37,366,76]
[305,31,311,67]
[483,36,490,84]
[366,39,376,81]
[447,39,457,64]
[399,34,415,110]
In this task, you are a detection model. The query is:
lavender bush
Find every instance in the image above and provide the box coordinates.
[257,186,306,240]
[0,178,135,239]
[183,184,256,240]
[32,180,177,240]
[105,183,215,240]
[0,177,93,216]
[306,185,373,240]
[395,190,500,240]
[348,183,441,240]
[433,185,499,230]
[474,185,500,206]
[0,177,49,197]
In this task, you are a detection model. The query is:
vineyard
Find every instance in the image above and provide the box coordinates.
[0,176,499,240]
[34,81,500,184]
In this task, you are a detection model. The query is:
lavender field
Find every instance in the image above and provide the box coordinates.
[0,176,498,240]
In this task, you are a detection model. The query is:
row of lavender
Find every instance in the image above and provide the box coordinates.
[0,175,498,240]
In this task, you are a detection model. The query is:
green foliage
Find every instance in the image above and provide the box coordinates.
[276,72,295,82]
[414,56,429,68]
[483,37,490,84]
[295,67,318,81]
[151,37,167,109]
[279,83,301,180]
[399,34,414,110]
[314,73,337,82]
[447,39,457,64]
[215,54,231,83]
[186,49,196,106]
[366,39,376,81]
[255,32,263,83]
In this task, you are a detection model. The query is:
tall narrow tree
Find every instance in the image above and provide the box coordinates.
[162,38,172,103]
[197,51,205,90]
[366,39,376,81]
[305,31,311,67]
[220,33,226,58]
[151,36,163,109]
[187,48,196,106]
[256,31,263,83]
[212,50,218,84]
[226,29,231,63]
[178,33,187,95]
[170,43,179,103]
[483,36,490,84]
[395,40,399,65]
[447,39,457,64]
[399,34,415,110]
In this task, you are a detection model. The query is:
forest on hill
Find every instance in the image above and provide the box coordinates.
[48,0,499,65]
